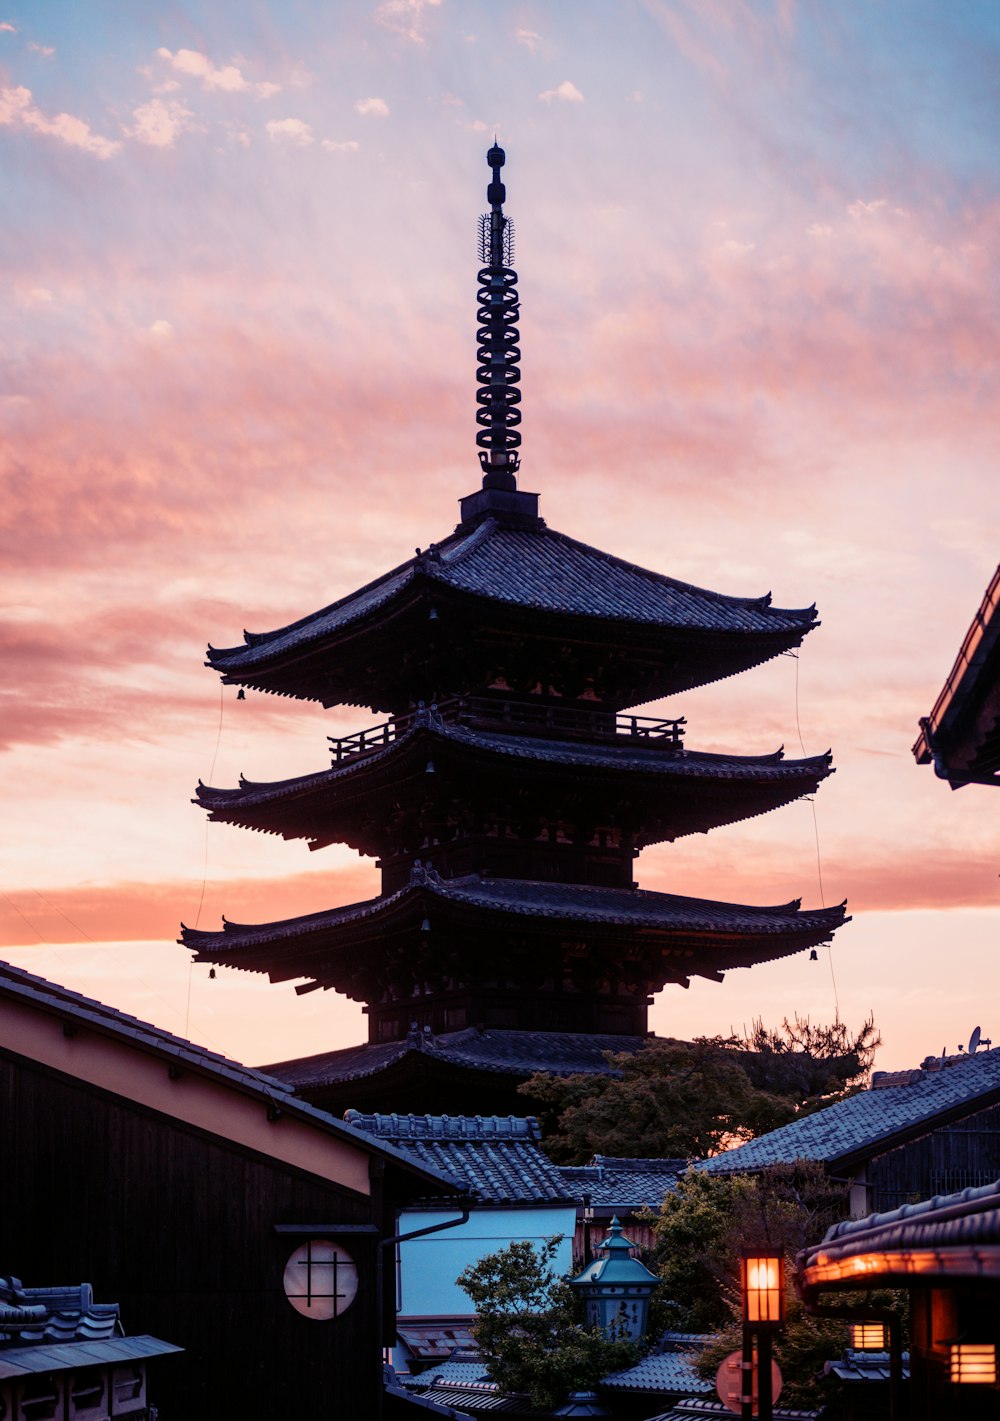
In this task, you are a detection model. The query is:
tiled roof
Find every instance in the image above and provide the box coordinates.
[559,1157,687,1211]
[263,1028,654,1090]
[344,1112,575,1204]
[0,959,467,1198]
[397,1321,476,1362]
[209,519,817,674]
[184,867,846,959]
[196,714,832,845]
[700,1047,1000,1173]
[601,1334,713,1394]
[647,1401,819,1421]
[0,1279,118,1347]
[815,1178,1000,1256]
[825,1350,910,1383]
[0,1335,182,1380]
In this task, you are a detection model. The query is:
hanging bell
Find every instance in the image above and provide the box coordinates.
[809,949,818,962]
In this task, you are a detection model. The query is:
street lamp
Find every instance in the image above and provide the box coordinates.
[850,1322,886,1351]
[742,1254,784,1327]
[740,1252,785,1421]
[569,1217,659,1343]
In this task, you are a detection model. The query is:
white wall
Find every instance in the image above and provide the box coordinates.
[398,1205,576,1316]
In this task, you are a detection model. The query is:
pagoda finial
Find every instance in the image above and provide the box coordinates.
[476,143,521,491]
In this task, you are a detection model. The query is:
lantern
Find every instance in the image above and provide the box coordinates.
[850,1322,886,1351]
[741,1252,784,1326]
[569,1217,659,1342]
[949,1344,997,1385]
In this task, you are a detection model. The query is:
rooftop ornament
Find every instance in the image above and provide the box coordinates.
[476,143,521,491]
[569,1216,659,1343]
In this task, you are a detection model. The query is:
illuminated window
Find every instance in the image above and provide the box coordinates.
[950,1344,997,1385]
[283,1239,359,1320]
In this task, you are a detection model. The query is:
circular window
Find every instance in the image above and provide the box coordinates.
[282,1239,359,1320]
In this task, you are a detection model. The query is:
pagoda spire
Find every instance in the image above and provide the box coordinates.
[476,143,521,490]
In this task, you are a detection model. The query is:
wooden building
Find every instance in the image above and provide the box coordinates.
[798,1179,1000,1421]
[914,563,1000,787]
[0,959,467,1419]
[0,1274,180,1421]
[699,1043,1000,1215]
[183,145,846,1116]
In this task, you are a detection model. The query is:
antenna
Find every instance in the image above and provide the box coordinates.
[969,1025,982,1055]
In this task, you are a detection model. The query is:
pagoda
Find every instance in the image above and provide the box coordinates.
[182,147,847,1116]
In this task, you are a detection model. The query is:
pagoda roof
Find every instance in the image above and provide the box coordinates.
[195,712,833,849]
[207,516,818,705]
[263,1028,656,1095]
[182,867,847,983]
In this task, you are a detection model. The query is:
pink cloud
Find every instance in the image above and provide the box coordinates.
[128,97,194,148]
[375,0,443,44]
[355,96,389,117]
[0,84,120,157]
[266,116,314,145]
[155,47,280,98]
[539,80,584,103]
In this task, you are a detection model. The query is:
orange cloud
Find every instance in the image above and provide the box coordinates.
[0,864,378,949]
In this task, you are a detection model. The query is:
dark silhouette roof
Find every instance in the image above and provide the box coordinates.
[184,868,845,968]
[914,562,1000,787]
[700,1047,1000,1174]
[210,520,816,672]
[0,958,467,1198]
[196,711,832,851]
[207,519,818,707]
[263,1028,655,1092]
[344,1112,574,1204]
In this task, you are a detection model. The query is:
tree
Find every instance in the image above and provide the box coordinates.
[520,1015,881,1165]
[456,1237,639,1409]
[647,1161,904,1410]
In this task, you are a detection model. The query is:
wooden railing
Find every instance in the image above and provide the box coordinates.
[328,697,685,765]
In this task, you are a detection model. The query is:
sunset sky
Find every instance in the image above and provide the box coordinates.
[2,0,998,1073]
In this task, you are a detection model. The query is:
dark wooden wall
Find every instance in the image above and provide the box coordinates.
[0,1049,387,1420]
[868,1100,1000,1212]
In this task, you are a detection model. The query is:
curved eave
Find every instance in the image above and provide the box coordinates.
[180,873,849,983]
[205,519,819,705]
[194,723,834,849]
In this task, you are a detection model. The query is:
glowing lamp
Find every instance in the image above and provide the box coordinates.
[949,1344,997,1385]
[850,1322,886,1351]
[742,1253,784,1326]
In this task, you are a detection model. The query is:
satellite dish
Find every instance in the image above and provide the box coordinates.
[969,1026,982,1056]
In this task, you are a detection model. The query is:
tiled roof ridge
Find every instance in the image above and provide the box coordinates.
[701,1043,1000,1174]
[343,1110,541,1141]
[590,1154,689,1171]
[454,517,812,616]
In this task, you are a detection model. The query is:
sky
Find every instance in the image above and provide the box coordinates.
[2,0,998,1074]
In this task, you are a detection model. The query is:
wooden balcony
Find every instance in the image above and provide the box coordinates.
[328,697,685,765]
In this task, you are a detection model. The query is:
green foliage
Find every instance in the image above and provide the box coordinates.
[520,1015,881,1165]
[522,1037,795,1165]
[456,1237,639,1410]
[649,1161,845,1332]
[649,1163,905,1409]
